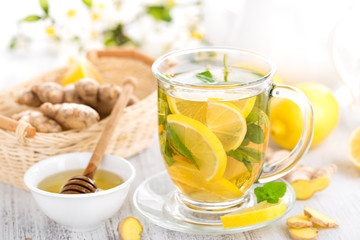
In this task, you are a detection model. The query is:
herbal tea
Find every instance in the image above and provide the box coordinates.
[158,66,270,203]
[38,169,124,193]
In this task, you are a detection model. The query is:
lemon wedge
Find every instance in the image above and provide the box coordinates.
[167,114,227,181]
[221,199,286,228]
[168,98,247,151]
[62,58,103,86]
[349,127,360,169]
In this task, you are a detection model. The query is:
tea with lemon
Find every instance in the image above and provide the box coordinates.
[158,63,270,203]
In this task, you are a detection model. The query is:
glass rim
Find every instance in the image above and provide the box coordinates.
[152,46,277,88]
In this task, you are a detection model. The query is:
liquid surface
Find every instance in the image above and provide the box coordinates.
[158,67,270,203]
[37,169,124,193]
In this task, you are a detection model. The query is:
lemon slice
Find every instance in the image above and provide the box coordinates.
[221,199,286,228]
[168,98,247,151]
[62,58,103,86]
[167,114,226,181]
[168,161,243,200]
[232,96,256,118]
[349,127,360,169]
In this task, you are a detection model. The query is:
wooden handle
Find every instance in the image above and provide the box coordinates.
[83,77,137,179]
[0,115,36,138]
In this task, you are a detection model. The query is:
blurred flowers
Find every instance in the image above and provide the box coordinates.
[9,0,205,59]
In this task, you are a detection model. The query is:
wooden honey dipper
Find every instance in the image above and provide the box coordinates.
[0,115,36,138]
[60,77,137,194]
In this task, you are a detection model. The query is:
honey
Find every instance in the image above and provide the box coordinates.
[37,169,124,193]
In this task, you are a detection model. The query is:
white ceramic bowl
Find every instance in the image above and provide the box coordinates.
[24,152,136,231]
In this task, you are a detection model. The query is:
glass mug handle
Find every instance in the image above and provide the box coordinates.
[258,83,315,183]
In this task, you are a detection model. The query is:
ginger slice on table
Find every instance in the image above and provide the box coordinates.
[288,227,319,240]
[287,214,313,228]
[304,207,339,228]
[117,216,143,240]
[283,164,337,200]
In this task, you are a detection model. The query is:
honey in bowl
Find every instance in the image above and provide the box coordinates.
[37,169,124,193]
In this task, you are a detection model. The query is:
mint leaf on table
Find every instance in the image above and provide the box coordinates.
[254,182,287,203]
[166,125,199,169]
[195,70,215,83]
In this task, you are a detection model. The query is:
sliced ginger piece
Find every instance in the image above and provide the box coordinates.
[118,216,143,240]
[304,207,339,228]
[284,164,337,200]
[288,227,318,240]
[287,214,313,228]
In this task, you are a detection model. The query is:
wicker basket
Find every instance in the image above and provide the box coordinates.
[0,48,158,190]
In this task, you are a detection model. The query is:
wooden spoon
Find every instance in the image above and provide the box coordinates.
[60,77,137,194]
[0,115,36,138]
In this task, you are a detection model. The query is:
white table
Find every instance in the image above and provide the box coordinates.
[1,116,360,239]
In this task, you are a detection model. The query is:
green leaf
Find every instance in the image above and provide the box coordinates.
[254,182,287,203]
[228,147,263,164]
[242,158,253,173]
[147,5,172,22]
[195,70,215,83]
[103,24,133,47]
[39,0,49,14]
[23,15,42,22]
[246,124,265,144]
[166,125,199,169]
[82,0,92,7]
[223,54,229,82]
[246,108,270,128]
[159,132,175,167]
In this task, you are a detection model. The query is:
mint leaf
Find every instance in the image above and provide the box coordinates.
[246,108,270,128]
[228,147,263,164]
[166,125,199,169]
[23,15,42,22]
[147,5,172,22]
[195,70,215,83]
[39,0,49,14]
[246,124,264,144]
[254,182,286,203]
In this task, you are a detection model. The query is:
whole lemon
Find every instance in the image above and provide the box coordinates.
[270,82,339,149]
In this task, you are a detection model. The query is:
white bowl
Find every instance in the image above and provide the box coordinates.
[24,152,136,231]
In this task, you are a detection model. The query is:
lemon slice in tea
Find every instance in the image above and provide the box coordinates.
[167,114,227,181]
[168,98,247,151]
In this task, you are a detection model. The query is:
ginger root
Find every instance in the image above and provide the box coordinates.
[16,78,138,118]
[117,216,143,240]
[283,164,337,200]
[288,227,318,240]
[304,207,339,228]
[40,103,99,130]
[287,214,313,228]
[12,110,62,133]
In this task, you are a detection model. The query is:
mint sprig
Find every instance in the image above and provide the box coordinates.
[228,147,263,172]
[254,182,286,203]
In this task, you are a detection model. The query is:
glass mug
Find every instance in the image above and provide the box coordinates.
[153,47,313,223]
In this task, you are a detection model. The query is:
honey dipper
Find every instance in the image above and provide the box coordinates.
[60,77,137,194]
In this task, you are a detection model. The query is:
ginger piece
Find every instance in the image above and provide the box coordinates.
[40,103,99,130]
[283,164,337,200]
[74,78,99,107]
[288,227,318,240]
[117,216,143,240]
[16,88,42,107]
[304,207,339,228]
[31,82,64,104]
[63,84,83,104]
[287,214,313,228]
[12,110,62,133]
